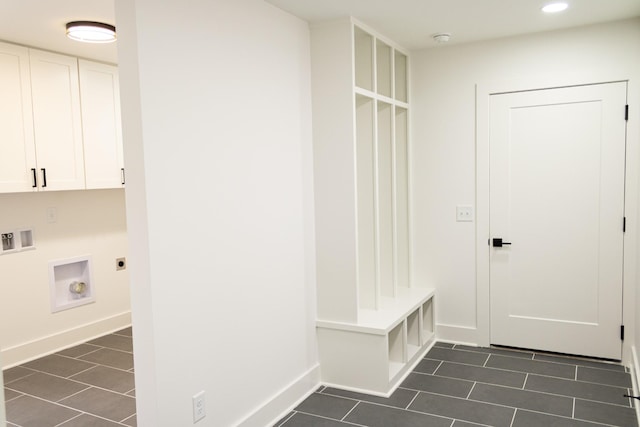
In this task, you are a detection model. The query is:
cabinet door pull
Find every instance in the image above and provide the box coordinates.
[41,168,47,188]
[121,168,126,185]
[31,168,38,188]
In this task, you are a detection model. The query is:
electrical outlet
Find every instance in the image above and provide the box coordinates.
[192,391,206,423]
[46,207,58,223]
[116,257,126,271]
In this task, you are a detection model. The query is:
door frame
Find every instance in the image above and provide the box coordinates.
[475,76,638,364]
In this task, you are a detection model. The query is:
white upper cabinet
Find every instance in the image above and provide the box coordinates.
[79,60,124,189]
[0,42,37,193]
[29,49,85,191]
[0,42,125,194]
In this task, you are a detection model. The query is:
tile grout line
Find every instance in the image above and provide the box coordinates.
[572,398,575,418]
[522,373,529,390]
[57,347,106,360]
[7,366,136,398]
[417,360,631,388]
[484,353,491,368]
[462,347,624,373]
[277,411,296,426]
[340,400,360,422]
[509,408,517,427]
[53,412,84,427]
[294,409,367,426]
[432,360,444,375]
[3,371,38,386]
[56,385,93,402]
[466,381,477,399]
[405,390,420,410]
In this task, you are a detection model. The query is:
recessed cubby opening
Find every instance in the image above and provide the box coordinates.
[376,40,392,98]
[49,255,95,313]
[20,229,34,249]
[356,94,377,310]
[354,27,373,91]
[421,298,434,343]
[407,308,421,360]
[388,322,405,379]
[377,101,394,298]
[394,51,407,102]
[394,107,409,288]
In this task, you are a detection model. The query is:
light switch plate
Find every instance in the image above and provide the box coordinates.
[456,205,474,222]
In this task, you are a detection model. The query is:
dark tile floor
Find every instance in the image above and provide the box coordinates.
[278,342,639,427]
[3,327,136,427]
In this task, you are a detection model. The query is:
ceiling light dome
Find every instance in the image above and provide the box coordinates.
[66,21,116,43]
[542,2,569,13]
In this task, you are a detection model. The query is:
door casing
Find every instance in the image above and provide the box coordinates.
[474,77,636,364]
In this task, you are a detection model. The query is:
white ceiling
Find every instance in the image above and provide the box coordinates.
[0,0,638,64]
[265,0,640,50]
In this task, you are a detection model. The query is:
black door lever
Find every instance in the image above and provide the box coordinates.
[492,238,512,248]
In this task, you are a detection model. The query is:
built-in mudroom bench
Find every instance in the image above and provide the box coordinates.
[310,17,435,396]
[317,288,434,395]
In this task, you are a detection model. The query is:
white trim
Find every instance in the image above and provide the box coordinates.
[436,323,481,347]
[476,76,638,356]
[631,346,640,426]
[1,311,131,368]
[239,364,320,427]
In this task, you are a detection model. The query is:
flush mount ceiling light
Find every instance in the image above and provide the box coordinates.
[542,2,569,13]
[66,21,116,43]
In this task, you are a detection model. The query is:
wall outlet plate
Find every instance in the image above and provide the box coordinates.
[192,390,206,423]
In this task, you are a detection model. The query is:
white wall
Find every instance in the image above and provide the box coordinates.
[0,350,4,427]
[411,19,640,354]
[0,189,131,367]
[115,0,318,425]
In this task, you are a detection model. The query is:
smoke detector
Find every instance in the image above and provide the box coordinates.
[432,33,451,44]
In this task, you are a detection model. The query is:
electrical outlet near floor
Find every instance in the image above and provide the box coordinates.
[192,390,206,423]
[116,257,126,271]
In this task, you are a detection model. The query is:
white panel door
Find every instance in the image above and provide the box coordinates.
[79,59,125,189]
[0,42,36,192]
[489,82,626,360]
[30,49,85,191]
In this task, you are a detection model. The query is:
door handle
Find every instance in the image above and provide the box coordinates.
[492,238,512,248]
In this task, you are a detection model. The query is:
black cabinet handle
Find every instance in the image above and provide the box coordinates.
[41,168,47,188]
[121,168,125,185]
[31,168,37,188]
[492,238,512,248]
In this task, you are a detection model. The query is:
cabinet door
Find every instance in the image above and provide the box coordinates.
[0,42,37,193]
[29,49,85,191]
[79,60,124,189]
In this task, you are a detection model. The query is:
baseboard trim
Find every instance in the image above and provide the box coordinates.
[1,311,132,368]
[436,323,480,346]
[238,363,320,427]
[630,346,640,426]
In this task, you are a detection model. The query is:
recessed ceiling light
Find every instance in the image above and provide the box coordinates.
[542,2,569,13]
[66,21,116,43]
